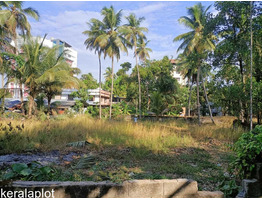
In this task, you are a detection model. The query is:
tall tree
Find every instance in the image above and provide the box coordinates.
[95,6,129,119]
[81,73,98,89]
[0,27,11,89]
[213,1,254,123]
[21,37,80,116]
[120,13,148,119]
[0,1,39,52]
[136,38,152,109]
[36,47,81,112]
[174,3,216,125]
[114,62,131,98]
[104,66,112,82]
[176,52,198,116]
[0,1,39,112]
[136,37,152,63]
[83,18,105,119]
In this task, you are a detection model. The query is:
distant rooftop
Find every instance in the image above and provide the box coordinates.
[170,59,176,64]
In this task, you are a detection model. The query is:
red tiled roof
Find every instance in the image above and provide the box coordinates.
[170,59,176,64]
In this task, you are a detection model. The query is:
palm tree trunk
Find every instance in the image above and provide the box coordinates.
[28,90,36,117]
[19,82,24,114]
[109,56,114,119]
[197,64,201,125]
[98,53,102,120]
[15,35,24,109]
[146,82,150,110]
[48,95,52,113]
[1,73,5,112]
[1,73,4,89]
[135,44,142,119]
[239,58,245,123]
[28,95,33,117]
[187,75,193,116]
[201,74,215,124]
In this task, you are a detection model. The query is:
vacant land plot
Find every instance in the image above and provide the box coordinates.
[0,115,243,191]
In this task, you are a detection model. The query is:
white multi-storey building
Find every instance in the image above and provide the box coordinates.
[51,38,77,68]
[170,59,187,85]
[7,36,78,99]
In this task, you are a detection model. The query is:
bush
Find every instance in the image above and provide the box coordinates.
[1,162,56,181]
[36,111,48,121]
[232,125,262,178]
[85,106,99,117]
[74,100,84,112]
[219,177,239,198]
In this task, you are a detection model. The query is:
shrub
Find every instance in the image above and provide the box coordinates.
[219,177,239,198]
[1,162,56,181]
[74,100,84,112]
[232,125,262,178]
[85,106,99,117]
[36,111,47,121]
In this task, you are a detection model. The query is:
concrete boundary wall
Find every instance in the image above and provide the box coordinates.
[2,179,223,198]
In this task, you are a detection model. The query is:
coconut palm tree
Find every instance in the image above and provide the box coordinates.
[136,37,152,112]
[94,6,129,119]
[104,67,112,82]
[0,1,39,52]
[21,37,80,116]
[176,53,197,116]
[21,37,48,116]
[120,13,148,119]
[83,18,105,119]
[0,28,8,89]
[173,3,216,125]
[36,47,81,112]
[136,37,152,62]
[0,1,39,113]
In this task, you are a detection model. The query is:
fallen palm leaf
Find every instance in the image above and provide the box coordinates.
[73,155,96,169]
[66,141,90,148]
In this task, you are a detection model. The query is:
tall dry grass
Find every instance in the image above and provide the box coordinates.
[0,115,244,155]
[188,116,244,142]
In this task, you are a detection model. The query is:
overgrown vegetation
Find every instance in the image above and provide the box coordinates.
[1,1,262,197]
[217,125,262,197]
[231,125,262,179]
[0,115,242,154]
[0,115,242,191]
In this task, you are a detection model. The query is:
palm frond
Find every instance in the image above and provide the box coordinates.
[23,7,39,21]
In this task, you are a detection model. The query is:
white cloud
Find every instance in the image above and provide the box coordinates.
[133,3,167,15]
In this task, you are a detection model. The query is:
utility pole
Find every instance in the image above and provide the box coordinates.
[250,1,253,131]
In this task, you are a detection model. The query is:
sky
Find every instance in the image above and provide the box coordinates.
[23,1,215,80]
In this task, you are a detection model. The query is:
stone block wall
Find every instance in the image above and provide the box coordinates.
[237,163,262,198]
[2,179,223,198]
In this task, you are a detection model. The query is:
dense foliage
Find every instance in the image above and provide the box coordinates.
[232,125,262,179]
